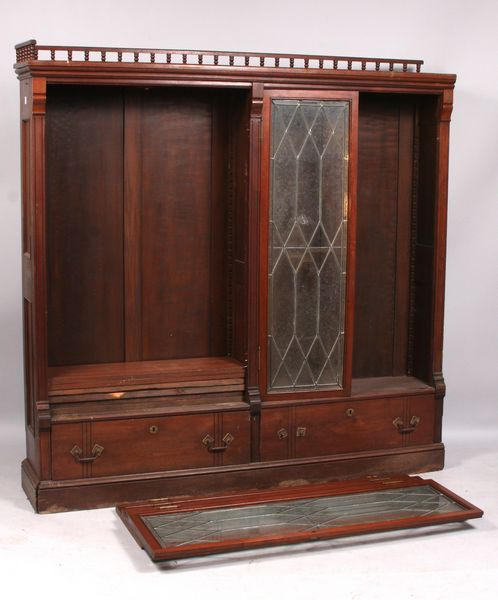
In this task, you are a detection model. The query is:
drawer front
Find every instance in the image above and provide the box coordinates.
[261,395,435,461]
[260,407,293,461]
[52,411,251,480]
[52,423,86,480]
[405,394,437,446]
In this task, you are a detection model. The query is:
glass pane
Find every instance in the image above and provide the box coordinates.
[268,99,349,392]
[142,485,465,549]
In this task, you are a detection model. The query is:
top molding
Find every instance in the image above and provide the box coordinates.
[15,39,424,73]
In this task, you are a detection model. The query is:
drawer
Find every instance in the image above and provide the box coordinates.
[52,410,251,480]
[261,395,435,461]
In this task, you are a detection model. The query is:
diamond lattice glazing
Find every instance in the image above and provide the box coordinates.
[143,485,464,548]
[268,99,349,391]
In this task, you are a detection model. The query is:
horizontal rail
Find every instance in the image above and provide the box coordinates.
[15,40,423,73]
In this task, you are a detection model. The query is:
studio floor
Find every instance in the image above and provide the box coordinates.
[1,425,497,600]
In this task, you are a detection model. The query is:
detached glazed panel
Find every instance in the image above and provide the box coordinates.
[144,486,464,546]
[118,477,482,562]
[268,100,349,392]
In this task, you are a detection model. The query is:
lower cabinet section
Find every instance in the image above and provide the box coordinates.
[51,410,251,480]
[50,395,435,480]
[261,395,435,461]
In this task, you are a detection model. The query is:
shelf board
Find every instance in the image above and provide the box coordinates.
[262,375,434,408]
[48,357,245,398]
[50,394,248,423]
[351,375,434,398]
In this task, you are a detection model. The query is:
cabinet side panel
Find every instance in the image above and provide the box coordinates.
[354,95,414,378]
[46,86,125,366]
[354,95,399,377]
[23,299,34,429]
[21,117,35,431]
[139,89,226,360]
[413,97,439,383]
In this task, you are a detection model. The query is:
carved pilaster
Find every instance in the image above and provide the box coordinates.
[247,386,262,415]
[431,87,454,381]
[247,386,262,462]
[433,372,446,401]
[29,78,48,436]
[440,88,454,123]
[250,82,264,119]
[247,83,264,461]
[246,82,264,394]
[32,77,47,116]
[37,402,51,432]
[432,371,446,443]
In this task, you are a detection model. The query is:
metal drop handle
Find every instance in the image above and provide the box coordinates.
[70,444,104,463]
[393,416,420,434]
[202,433,234,452]
[277,428,288,440]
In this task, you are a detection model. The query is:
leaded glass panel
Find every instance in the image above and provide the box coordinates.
[268,99,349,392]
[142,485,465,548]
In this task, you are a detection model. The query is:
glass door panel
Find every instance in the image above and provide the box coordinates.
[263,91,357,396]
[117,476,483,562]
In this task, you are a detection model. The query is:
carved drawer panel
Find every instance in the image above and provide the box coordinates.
[261,395,435,462]
[51,411,251,480]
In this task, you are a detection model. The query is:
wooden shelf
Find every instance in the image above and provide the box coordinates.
[263,376,434,409]
[50,394,248,423]
[351,376,434,398]
[48,357,245,398]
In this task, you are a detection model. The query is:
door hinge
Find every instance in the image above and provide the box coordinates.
[258,346,261,371]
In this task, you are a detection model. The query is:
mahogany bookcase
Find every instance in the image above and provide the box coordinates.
[15,41,455,514]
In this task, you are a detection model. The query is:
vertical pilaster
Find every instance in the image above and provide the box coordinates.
[21,75,50,481]
[247,82,264,461]
[432,87,454,442]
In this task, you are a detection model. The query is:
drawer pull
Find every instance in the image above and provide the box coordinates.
[296,426,307,437]
[70,444,104,463]
[277,428,288,440]
[202,433,234,452]
[393,416,420,434]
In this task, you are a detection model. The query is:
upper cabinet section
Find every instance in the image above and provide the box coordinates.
[15,42,456,401]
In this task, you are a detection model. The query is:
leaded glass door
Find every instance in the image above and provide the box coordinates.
[261,91,358,398]
[117,475,483,562]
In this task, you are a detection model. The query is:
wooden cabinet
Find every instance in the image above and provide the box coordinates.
[15,41,455,513]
